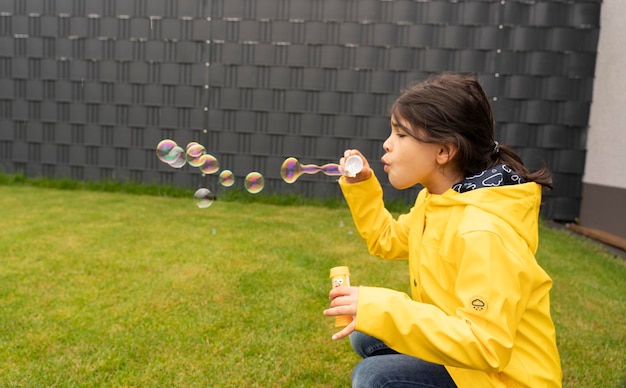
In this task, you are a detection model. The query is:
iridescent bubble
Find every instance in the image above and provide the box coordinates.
[168,148,187,168]
[244,172,264,194]
[186,141,201,151]
[280,157,341,183]
[186,142,206,167]
[156,139,184,164]
[194,188,216,208]
[219,170,235,187]
[280,157,302,184]
[320,163,342,176]
[198,154,219,174]
[156,139,176,162]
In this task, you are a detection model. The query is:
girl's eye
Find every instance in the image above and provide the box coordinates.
[396,133,407,138]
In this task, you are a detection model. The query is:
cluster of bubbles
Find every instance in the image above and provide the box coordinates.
[156,139,265,208]
[157,139,363,209]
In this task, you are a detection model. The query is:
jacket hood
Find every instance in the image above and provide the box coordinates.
[428,178,542,253]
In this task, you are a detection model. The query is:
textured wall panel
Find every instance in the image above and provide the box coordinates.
[0,0,601,221]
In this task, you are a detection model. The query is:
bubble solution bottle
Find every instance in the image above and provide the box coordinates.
[329,266,353,328]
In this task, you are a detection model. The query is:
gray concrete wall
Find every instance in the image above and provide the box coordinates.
[582,0,626,238]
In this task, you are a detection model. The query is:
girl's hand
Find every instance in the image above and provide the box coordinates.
[324,286,359,340]
[340,150,372,184]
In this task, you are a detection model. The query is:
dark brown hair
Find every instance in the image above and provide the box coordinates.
[391,73,553,189]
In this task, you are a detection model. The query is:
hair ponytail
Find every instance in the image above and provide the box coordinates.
[495,145,553,190]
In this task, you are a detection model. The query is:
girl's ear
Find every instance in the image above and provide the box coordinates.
[436,143,458,166]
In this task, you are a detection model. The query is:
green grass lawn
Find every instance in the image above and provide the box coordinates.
[0,184,624,387]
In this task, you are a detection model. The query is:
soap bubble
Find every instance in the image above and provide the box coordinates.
[219,170,235,187]
[186,142,206,167]
[280,156,343,183]
[280,157,301,184]
[168,150,187,168]
[156,139,184,165]
[320,163,341,175]
[194,188,216,208]
[244,172,264,194]
[198,154,219,175]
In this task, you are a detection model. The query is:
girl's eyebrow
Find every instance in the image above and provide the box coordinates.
[390,114,402,129]
[391,115,411,133]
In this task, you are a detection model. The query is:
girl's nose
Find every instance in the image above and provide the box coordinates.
[383,138,391,152]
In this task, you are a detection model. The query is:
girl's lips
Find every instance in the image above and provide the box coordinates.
[381,158,389,172]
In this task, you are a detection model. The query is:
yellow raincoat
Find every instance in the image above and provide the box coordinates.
[339,173,562,388]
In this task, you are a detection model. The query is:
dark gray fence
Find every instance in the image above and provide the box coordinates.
[0,0,601,221]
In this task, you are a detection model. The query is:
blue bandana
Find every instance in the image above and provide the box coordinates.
[452,164,525,193]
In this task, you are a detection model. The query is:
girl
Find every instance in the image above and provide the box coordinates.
[324,73,562,387]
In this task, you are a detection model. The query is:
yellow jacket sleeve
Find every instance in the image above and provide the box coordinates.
[355,229,530,371]
[339,174,417,261]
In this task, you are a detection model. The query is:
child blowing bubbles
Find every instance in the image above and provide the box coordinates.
[324,73,562,388]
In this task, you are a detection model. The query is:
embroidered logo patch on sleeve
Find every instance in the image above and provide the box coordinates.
[470,296,487,312]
